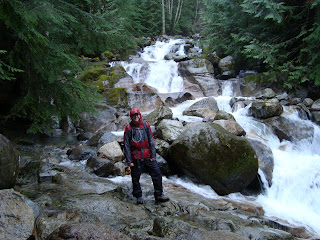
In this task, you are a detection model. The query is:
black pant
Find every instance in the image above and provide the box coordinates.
[131,158,163,198]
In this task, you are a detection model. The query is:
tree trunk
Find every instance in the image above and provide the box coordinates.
[174,0,183,28]
[162,0,166,35]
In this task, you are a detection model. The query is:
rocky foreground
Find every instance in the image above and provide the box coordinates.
[0,134,316,240]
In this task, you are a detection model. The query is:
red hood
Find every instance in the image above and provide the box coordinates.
[130,108,143,127]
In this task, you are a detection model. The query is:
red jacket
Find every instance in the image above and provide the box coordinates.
[123,108,156,163]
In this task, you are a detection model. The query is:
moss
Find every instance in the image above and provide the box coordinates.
[78,67,106,82]
[244,73,272,83]
[102,88,128,107]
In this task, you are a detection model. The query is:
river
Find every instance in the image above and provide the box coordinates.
[117,38,320,236]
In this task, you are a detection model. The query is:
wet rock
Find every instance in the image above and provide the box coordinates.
[213,120,246,136]
[87,131,119,148]
[168,122,258,195]
[87,156,114,177]
[156,119,184,143]
[249,99,283,119]
[144,105,173,126]
[156,153,170,176]
[113,161,127,176]
[0,134,19,189]
[67,145,96,161]
[127,91,163,112]
[263,116,314,142]
[154,138,170,159]
[0,189,35,240]
[98,141,124,162]
[17,155,40,185]
[164,92,195,106]
[232,101,246,112]
[214,110,235,121]
[248,139,274,187]
[183,108,217,118]
[303,98,313,107]
[187,96,219,112]
[79,105,117,133]
[179,59,214,76]
[218,56,235,72]
[193,76,220,96]
[47,222,132,240]
[258,88,276,99]
[240,75,264,97]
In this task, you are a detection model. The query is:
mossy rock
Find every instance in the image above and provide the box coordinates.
[168,122,258,195]
[244,73,272,83]
[79,65,126,89]
[102,88,128,107]
[78,67,107,83]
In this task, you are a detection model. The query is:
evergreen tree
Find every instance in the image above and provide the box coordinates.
[0,0,138,133]
[201,0,320,89]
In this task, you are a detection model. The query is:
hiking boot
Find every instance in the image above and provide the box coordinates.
[155,194,170,202]
[136,197,144,204]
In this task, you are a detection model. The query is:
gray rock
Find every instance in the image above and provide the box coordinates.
[47,223,132,240]
[263,116,314,142]
[218,56,235,72]
[156,119,184,143]
[249,100,283,119]
[0,134,19,189]
[303,97,313,107]
[87,156,114,177]
[144,105,173,126]
[79,105,117,133]
[213,120,246,136]
[183,108,217,118]
[0,189,35,240]
[87,131,119,148]
[187,97,219,112]
[168,122,258,195]
[248,139,274,186]
[214,110,235,121]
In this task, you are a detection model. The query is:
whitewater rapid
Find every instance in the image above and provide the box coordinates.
[115,38,320,236]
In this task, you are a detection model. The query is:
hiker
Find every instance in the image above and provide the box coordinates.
[124,108,169,204]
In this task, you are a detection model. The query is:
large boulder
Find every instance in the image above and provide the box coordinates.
[249,99,283,119]
[263,116,314,142]
[0,134,19,189]
[127,92,163,112]
[144,105,173,126]
[167,122,258,195]
[213,120,246,136]
[187,97,219,112]
[0,189,35,240]
[79,104,117,133]
[87,131,119,148]
[98,141,124,162]
[156,119,184,143]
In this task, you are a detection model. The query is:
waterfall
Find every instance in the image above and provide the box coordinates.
[120,39,184,93]
[120,39,320,236]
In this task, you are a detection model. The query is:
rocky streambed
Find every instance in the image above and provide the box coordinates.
[0,134,315,240]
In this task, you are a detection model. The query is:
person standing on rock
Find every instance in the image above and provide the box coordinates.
[124,108,169,204]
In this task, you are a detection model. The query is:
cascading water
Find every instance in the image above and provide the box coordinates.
[120,39,320,237]
[120,39,184,93]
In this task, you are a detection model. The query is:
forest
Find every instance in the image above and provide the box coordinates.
[0,0,319,133]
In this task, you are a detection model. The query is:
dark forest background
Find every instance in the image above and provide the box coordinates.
[1,0,319,133]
